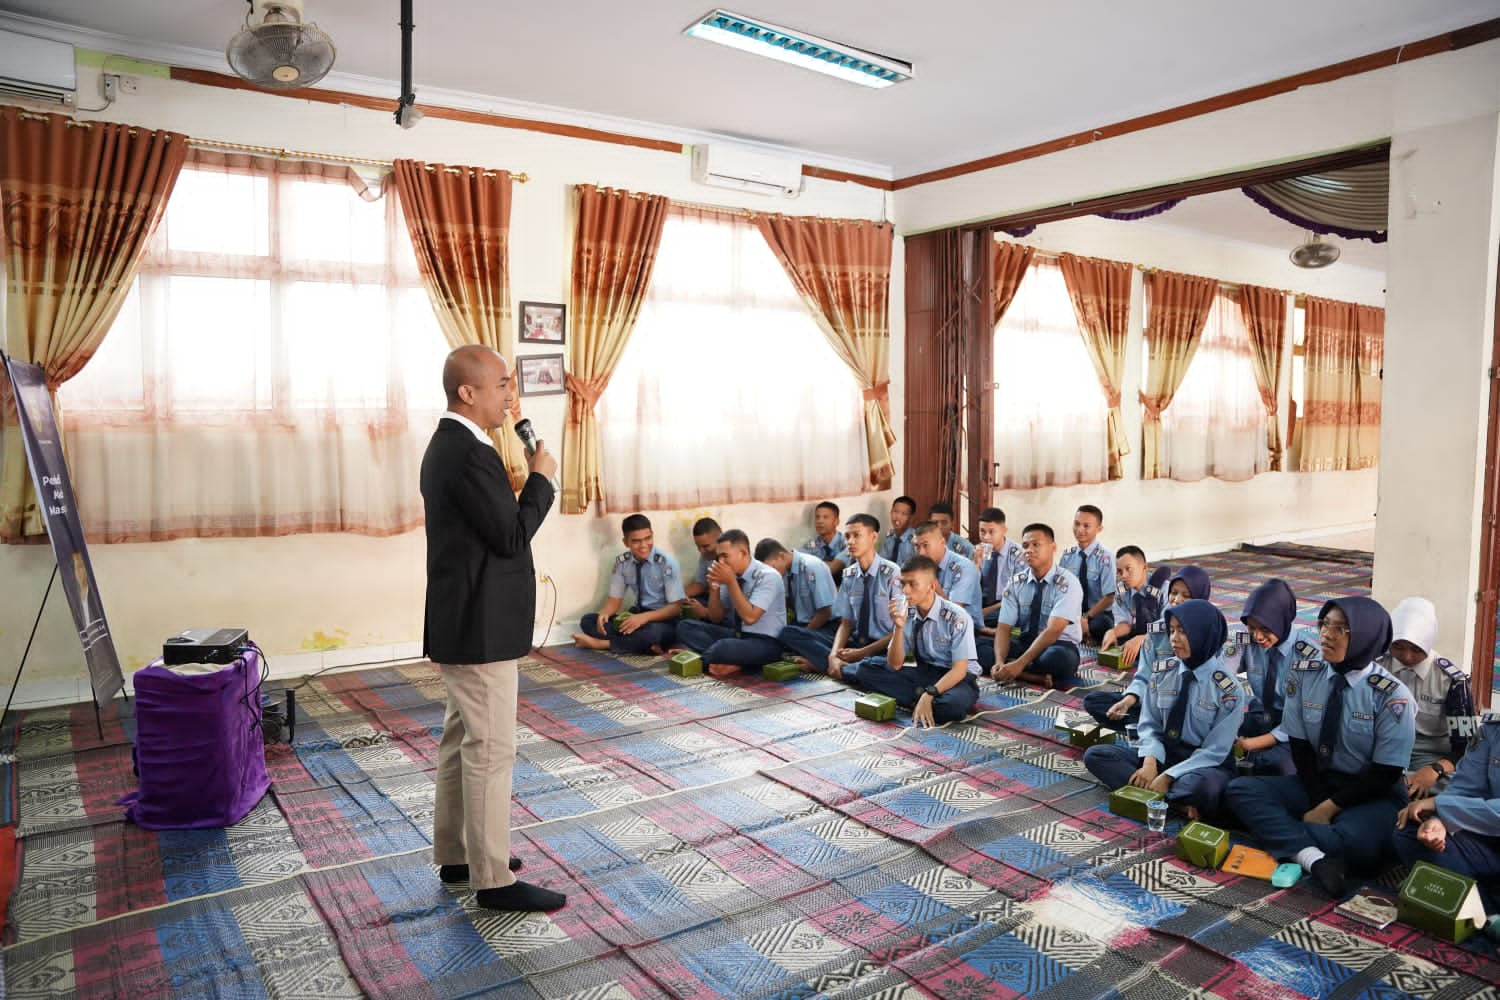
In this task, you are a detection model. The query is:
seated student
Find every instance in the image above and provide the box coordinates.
[1082,564,1205,728]
[841,555,980,726]
[755,537,837,637]
[801,501,849,578]
[781,513,900,678]
[975,507,1025,632]
[1084,599,1245,820]
[681,517,722,616]
[676,529,787,678]
[1394,711,1500,913]
[1384,596,1477,799]
[1225,597,1416,897]
[1097,546,1166,661]
[880,495,918,567]
[1230,579,1315,777]
[1060,504,1116,647]
[912,521,983,631]
[928,501,976,559]
[574,514,685,654]
[991,523,1083,689]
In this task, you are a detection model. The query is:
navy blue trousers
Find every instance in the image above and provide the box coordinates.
[779,625,841,670]
[1225,774,1405,869]
[842,658,979,724]
[1083,743,1235,815]
[1082,689,1140,728]
[578,613,677,655]
[676,621,782,670]
[1393,824,1500,912]
[1003,636,1080,688]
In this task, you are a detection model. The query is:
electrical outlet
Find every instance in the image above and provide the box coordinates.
[118,76,140,94]
[100,74,118,101]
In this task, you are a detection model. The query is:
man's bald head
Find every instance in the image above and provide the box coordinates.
[442,346,516,430]
[442,345,508,406]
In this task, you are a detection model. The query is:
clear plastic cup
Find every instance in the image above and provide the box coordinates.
[1146,798,1168,833]
[892,593,908,622]
[978,542,994,562]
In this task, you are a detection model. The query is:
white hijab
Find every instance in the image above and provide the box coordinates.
[1390,596,1438,657]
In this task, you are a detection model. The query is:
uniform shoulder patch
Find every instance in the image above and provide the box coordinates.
[1367,673,1398,695]
[1293,657,1322,672]
[1294,639,1318,658]
[1436,657,1469,683]
[1062,545,1080,556]
[1115,581,1128,596]
[939,604,962,627]
[1148,619,1166,635]
[876,562,896,579]
[1154,656,1179,674]
[1051,573,1070,593]
[1230,628,1249,645]
[1143,584,1161,600]
[1010,569,1030,584]
[1212,670,1241,700]
[614,552,632,566]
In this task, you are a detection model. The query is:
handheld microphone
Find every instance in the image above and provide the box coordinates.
[514,418,540,456]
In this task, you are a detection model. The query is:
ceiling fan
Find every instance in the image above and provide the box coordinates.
[1289,233,1341,269]
[226,0,336,91]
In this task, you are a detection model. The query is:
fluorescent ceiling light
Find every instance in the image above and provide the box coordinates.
[684,9,913,89]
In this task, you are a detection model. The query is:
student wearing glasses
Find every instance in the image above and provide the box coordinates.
[1226,597,1416,897]
[1228,580,1318,776]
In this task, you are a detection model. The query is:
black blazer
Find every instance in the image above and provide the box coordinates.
[421,419,554,664]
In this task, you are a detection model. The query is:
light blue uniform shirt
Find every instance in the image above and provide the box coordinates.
[995,565,1084,645]
[945,533,976,559]
[881,527,916,568]
[1434,716,1500,837]
[832,556,902,642]
[936,550,983,630]
[716,558,786,638]
[607,547,686,610]
[905,596,980,676]
[786,550,837,625]
[1060,541,1116,611]
[802,532,849,566]
[980,539,1026,606]
[692,553,716,588]
[1223,627,1318,734]
[1123,618,1176,703]
[1280,659,1416,774]
[1110,582,1166,631]
[1137,654,1246,778]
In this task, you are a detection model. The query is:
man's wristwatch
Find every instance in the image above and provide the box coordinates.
[922,684,941,699]
[1429,761,1447,779]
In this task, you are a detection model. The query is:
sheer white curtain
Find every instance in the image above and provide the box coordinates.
[1159,290,1270,481]
[597,206,866,510]
[58,152,450,540]
[992,259,1109,488]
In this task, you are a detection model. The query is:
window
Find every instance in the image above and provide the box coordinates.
[597,206,866,509]
[59,153,449,540]
[1157,290,1269,481]
[991,258,1109,489]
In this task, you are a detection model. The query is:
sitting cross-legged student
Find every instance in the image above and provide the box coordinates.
[881,495,918,567]
[975,507,1025,634]
[1384,596,1477,800]
[780,513,900,678]
[1225,597,1416,898]
[681,517,722,617]
[1059,504,1116,647]
[755,537,838,639]
[841,555,980,727]
[1393,710,1500,913]
[1097,546,1166,662]
[912,521,983,631]
[1082,564,1206,728]
[1228,579,1316,777]
[928,501,976,559]
[676,529,787,679]
[574,514,685,655]
[1084,599,1245,821]
[991,523,1083,689]
[800,501,849,579]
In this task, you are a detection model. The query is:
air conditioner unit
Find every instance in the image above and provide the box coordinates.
[691,144,803,198]
[0,30,76,106]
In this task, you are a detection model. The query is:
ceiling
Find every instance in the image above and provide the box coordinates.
[0,0,1493,179]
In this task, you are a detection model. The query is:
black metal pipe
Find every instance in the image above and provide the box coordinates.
[398,0,415,112]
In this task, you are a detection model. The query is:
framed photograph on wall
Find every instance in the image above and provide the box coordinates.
[518,353,565,396]
[518,301,566,344]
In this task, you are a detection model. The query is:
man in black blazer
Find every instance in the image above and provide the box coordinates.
[423,345,564,912]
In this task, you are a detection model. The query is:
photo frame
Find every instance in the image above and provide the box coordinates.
[518,353,565,396]
[518,301,566,345]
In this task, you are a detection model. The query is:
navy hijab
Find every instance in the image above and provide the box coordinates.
[1242,579,1297,643]
[1168,565,1212,602]
[1164,599,1227,670]
[1318,596,1392,673]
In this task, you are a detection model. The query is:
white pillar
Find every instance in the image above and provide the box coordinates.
[1373,110,1500,672]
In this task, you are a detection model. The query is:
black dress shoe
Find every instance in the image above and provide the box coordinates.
[1311,856,1350,897]
[476,880,566,912]
[438,858,522,883]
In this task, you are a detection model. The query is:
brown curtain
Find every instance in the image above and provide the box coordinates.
[757,214,897,489]
[1238,284,1290,470]
[0,109,187,541]
[992,240,1034,326]
[392,159,527,490]
[562,186,669,514]
[1141,269,1218,479]
[1301,296,1383,471]
[1060,253,1134,480]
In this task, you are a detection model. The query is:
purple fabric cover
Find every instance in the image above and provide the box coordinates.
[120,649,270,829]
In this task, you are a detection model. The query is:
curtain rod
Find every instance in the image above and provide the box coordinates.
[1003,241,1311,303]
[187,137,529,182]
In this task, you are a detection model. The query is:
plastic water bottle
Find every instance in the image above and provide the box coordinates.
[1146,798,1168,833]
[1124,724,1139,749]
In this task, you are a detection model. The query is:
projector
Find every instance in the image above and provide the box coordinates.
[161,627,251,666]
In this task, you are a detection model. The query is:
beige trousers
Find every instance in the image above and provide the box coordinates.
[432,658,519,889]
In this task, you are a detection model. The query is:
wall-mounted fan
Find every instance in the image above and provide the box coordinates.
[226,0,336,90]
[1289,235,1341,269]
